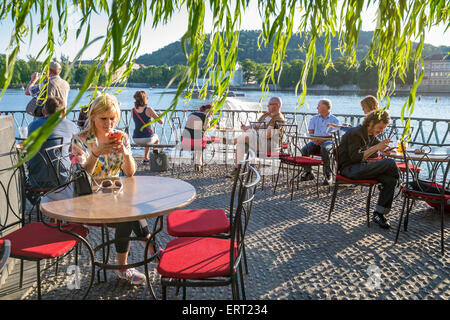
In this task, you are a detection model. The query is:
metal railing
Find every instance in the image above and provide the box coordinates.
[2,108,449,147]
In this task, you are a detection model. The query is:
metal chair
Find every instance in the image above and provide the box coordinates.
[273,124,324,199]
[247,121,287,190]
[328,132,379,226]
[0,151,89,299]
[166,150,256,277]
[158,153,261,300]
[395,143,450,255]
[174,116,215,173]
[16,137,64,222]
[0,239,11,275]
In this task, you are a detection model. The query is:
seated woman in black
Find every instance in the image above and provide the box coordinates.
[181,104,212,171]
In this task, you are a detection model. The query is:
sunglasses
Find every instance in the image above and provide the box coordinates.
[95,179,123,194]
[101,179,122,188]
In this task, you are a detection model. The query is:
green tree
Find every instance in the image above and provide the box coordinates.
[357,60,378,90]
[323,57,358,87]
[73,64,91,84]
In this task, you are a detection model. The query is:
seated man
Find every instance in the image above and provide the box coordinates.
[300,99,338,185]
[227,97,285,178]
[338,109,400,229]
[27,96,78,189]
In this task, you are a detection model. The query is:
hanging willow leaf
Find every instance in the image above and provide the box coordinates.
[0,0,449,160]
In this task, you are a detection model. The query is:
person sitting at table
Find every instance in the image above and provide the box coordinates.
[226,96,285,178]
[338,109,400,229]
[181,104,213,171]
[70,93,158,285]
[300,98,338,185]
[27,96,78,190]
[327,95,379,132]
[131,90,164,164]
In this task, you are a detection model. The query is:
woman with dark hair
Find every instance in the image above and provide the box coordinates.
[181,104,213,171]
[131,90,164,163]
[337,109,400,229]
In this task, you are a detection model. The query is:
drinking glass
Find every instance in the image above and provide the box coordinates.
[396,141,408,153]
[18,126,28,138]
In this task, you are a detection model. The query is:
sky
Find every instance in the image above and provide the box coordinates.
[0,1,448,61]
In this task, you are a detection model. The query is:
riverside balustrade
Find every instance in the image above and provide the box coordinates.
[2,108,450,147]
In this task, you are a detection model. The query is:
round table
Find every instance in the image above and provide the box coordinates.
[40,175,196,299]
[385,150,450,163]
[41,176,196,223]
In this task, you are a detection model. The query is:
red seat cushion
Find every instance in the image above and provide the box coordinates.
[404,182,450,211]
[1,222,88,259]
[207,136,221,143]
[181,138,208,149]
[396,161,421,172]
[283,156,323,165]
[336,174,378,185]
[167,209,230,237]
[367,156,383,161]
[157,237,236,279]
[260,152,291,158]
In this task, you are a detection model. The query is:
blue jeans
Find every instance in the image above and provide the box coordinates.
[340,158,400,215]
[301,141,333,177]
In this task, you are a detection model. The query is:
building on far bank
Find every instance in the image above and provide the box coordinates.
[418,53,450,93]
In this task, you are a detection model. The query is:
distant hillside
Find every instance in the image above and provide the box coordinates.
[136,30,449,66]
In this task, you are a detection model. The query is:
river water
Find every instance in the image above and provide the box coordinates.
[1,87,449,120]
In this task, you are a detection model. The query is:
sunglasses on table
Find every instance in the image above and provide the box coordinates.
[95,179,123,193]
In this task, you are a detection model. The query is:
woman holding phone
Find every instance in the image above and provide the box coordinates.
[70,93,160,285]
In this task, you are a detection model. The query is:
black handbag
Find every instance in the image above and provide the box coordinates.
[150,149,168,172]
[72,164,93,197]
[409,179,450,195]
[25,97,38,116]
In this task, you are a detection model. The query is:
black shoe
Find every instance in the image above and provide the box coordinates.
[373,212,390,229]
[226,168,239,179]
[300,172,315,181]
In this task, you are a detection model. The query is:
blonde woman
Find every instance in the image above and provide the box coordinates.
[328,95,379,132]
[70,93,158,285]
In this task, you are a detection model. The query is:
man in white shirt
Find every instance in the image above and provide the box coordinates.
[25,61,70,117]
[226,97,285,178]
[301,99,339,185]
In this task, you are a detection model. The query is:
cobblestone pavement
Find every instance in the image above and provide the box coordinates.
[21,161,450,300]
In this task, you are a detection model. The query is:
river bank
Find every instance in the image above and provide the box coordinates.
[7,83,450,96]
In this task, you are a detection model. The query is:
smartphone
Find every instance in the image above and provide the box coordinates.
[108,131,123,141]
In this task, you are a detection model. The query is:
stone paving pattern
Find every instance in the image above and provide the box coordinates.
[20,161,450,300]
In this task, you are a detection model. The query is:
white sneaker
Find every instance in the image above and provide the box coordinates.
[117,268,146,285]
